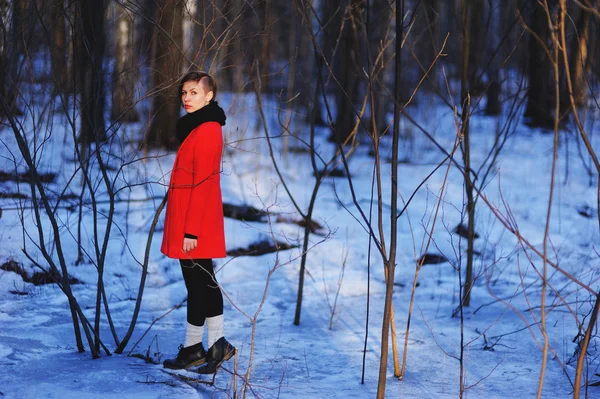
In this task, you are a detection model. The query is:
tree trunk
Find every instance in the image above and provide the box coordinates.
[316,0,345,127]
[567,6,590,108]
[215,0,244,92]
[111,1,139,122]
[460,0,475,308]
[259,0,271,91]
[77,0,107,145]
[66,0,81,94]
[467,0,484,91]
[0,0,22,116]
[524,1,554,128]
[210,0,230,89]
[145,0,184,149]
[134,0,155,64]
[294,0,315,119]
[330,0,363,143]
[182,0,196,69]
[368,0,393,136]
[50,0,67,93]
[283,0,296,163]
[485,0,501,116]
[419,0,440,92]
[193,0,217,70]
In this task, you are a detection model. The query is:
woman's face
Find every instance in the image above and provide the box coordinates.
[181,79,213,113]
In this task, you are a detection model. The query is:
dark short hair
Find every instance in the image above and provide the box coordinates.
[179,71,217,102]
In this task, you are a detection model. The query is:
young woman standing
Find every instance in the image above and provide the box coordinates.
[161,71,235,374]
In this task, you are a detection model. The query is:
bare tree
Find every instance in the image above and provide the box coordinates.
[458,0,476,309]
[375,1,403,395]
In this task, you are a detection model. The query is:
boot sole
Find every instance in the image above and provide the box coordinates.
[222,347,236,362]
[163,358,207,370]
[185,358,207,368]
[196,348,236,374]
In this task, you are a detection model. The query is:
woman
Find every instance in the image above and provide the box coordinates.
[161,71,235,374]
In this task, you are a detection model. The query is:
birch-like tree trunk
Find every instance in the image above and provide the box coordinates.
[111,1,139,122]
[182,0,196,70]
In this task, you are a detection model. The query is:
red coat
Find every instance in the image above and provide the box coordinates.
[161,122,226,259]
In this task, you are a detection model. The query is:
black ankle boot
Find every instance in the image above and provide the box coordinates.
[163,342,207,370]
[196,337,236,374]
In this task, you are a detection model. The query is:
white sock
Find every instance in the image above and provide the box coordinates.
[184,322,204,347]
[206,314,224,348]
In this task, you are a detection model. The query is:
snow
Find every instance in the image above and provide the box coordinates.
[0,92,599,399]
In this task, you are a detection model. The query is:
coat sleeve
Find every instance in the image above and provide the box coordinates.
[184,123,223,237]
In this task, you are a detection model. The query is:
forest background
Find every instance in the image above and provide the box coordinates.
[1,0,600,398]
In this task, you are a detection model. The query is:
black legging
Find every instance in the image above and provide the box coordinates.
[179,258,224,326]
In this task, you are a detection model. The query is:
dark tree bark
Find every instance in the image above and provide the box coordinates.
[145,0,184,149]
[459,0,475,308]
[209,0,235,91]
[134,0,156,63]
[315,0,345,127]
[50,0,67,93]
[192,0,215,70]
[198,0,244,91]
[0,0,23,116]
[67,0,81,94]
[417,0,440,92]
[259,0,271,91]
[367,0,393,135]
[293,0,315,113]
[485,80,501,115]
[76,0,107,144]
[524,1,554,128]
[325,0,364,143]
[485,0,501,116]
[111,2,139,122]
[227,0,245,92]
[468,0,485,91]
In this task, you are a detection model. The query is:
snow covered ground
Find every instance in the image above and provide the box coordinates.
[0,92,599,398]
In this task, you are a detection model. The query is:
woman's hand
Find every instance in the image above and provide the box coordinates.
[183,237,198,253]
